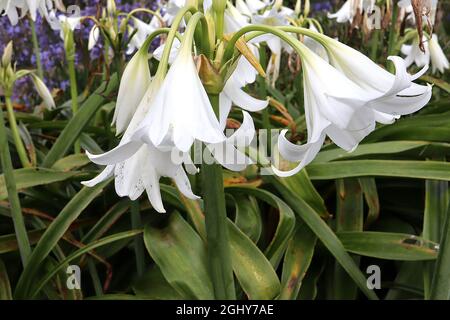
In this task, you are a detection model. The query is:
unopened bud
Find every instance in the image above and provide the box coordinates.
[2,41,13,67]
[107,0,117,16]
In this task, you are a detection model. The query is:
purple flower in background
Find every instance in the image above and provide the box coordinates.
[0,0,159,107]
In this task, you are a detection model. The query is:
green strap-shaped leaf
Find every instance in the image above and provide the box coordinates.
[314,141,441,163]
[267,176,378,300]
[279,222,317,300]
[0,168,81,200]
[274,169,329,219]
[133,265,185,300]
[226,186,295,269]
[333,179,363,299]
[0,229,44,254]
[0,259,12,300]
[51,154,90,171]
[170,191,281,299]
[307,160,450,181]
[337,231,439,261]
[143,212,214,300]
[430,201,450,299]
[359,178,380,228]
[231,195,262,243]
[14,180,111,299]
[42,75,118,168]
[227,218,280,299]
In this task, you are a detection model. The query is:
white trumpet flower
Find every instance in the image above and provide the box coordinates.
[126,16,160,54]
[83,75,199,213]
[112,48,152,134]
[133,41,226,152]
[207,111,256,171]
[327,0,375,23]
[88,25,99,51]
[0,0,25,25]
[305,32,432,118]
[401,36,430,69]
[273,38,431,177]
[219,44,268,128]
[428,34,449,74]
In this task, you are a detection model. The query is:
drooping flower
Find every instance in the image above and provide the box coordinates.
[126,16,161,54]
[273,36,431,176]
[82,74,199,213]
[88,25,99,51]
[401,36,430,69]
[132,39,226,152]
[219,44,268,128]
[30,73,56,109]
[428,34,449,74]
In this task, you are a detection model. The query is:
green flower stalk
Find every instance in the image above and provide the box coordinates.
[29,17,44,79]
[62,22,81,154]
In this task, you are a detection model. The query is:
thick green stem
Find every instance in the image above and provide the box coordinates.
[5,97,31,168]
[30,18,44,79]
[387,4,398,72]
[67,55,80,154]
[131,200,145,277]
[0,102,31,266]
[430,200,450,299]
[201,94,235,300]
[423,180,448,299]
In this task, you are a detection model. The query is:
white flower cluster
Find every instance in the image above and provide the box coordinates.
[79,0,432,212]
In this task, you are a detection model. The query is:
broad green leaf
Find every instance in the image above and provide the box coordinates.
[280,222,317,300]
[0,168,80,200]
[133,265,185,299]
[0,259,12,300]
[423,179,448,298]
[307,160,450,181]
[14,180,111,299]
[430,201,450,299]
[338,232,439,261]
[232,195,262,243]
[172,192,280,300]
[267,176,378,300]
[42,75,118,168]
[226,186,295,269]
[333,179,363,299]
[227,218,280,300]
[52,154,90,171]
[143,212,214,300]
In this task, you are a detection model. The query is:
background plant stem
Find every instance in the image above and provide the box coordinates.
[29,18,44,79]
[202,94,236,299]
[0,102,31,266]
[67,55,81,154]
[5,96,31,168]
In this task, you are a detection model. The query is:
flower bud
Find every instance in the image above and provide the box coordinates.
[1,41,13,67]
[107,0,117,16]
